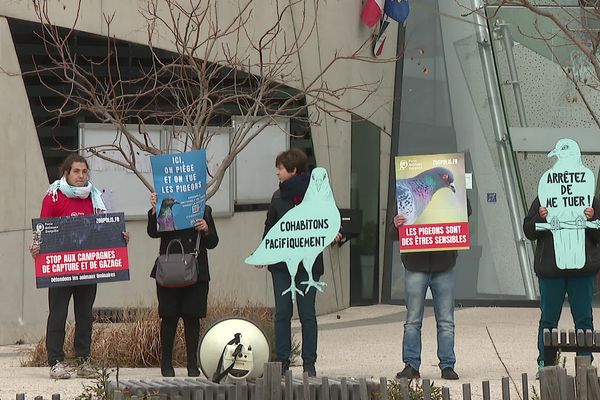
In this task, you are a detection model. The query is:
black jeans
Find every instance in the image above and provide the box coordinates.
[271,267,320,369]
[46,284,97,366]
[160,317,201,369]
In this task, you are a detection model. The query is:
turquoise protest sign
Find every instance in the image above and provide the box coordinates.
[536,138,600,269]
[245,167,341,302]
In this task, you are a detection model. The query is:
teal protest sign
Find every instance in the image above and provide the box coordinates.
[536,138,600,269]
[245,167,341,302]
[150,150,206,232]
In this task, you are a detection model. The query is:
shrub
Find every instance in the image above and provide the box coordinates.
[21,298,297,368]
[373,379,443,400]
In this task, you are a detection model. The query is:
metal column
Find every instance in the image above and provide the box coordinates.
[495,20,529,127]
[471,0,536,300]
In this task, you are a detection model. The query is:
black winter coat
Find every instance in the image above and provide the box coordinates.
[523,197,600,278]
[263,173,325,275]
[147,205,219,319]
[147,205,219,281]
[389,199,472,273]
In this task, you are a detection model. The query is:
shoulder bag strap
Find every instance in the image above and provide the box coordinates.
[194,231,201,254]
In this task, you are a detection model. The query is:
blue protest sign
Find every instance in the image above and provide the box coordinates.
[150,150,206,231]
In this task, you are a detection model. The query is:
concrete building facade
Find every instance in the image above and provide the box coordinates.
[0,0,397,345]
[3,0,592,346]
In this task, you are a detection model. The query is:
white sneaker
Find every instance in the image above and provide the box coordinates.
[77,359,99,379]
[49,362,71,379]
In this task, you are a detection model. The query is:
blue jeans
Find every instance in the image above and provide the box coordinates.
[271,266,320,369]
[537,276,595,365]
[403,269,455,370]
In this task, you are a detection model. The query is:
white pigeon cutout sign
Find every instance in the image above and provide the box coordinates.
[245,167,341,302]
[536,138,598,269]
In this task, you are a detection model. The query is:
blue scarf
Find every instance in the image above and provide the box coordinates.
[47,177,106,213]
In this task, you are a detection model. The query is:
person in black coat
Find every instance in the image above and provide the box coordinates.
[148,192,219,377]
[523,196,600,369]
[259,148,342,377]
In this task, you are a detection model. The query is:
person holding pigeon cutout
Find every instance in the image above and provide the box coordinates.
[524,197,600,374]
[257,148,343,377]
[523,138,600,375]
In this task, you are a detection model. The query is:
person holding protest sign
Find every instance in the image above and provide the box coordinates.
[525,138,600,375]
[257,148,342,377]
[29,154,129,380]
[147,192,219,377]
[523,197,600,372]
[391,199,471,381]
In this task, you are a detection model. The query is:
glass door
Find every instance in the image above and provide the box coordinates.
[350,116,380,305]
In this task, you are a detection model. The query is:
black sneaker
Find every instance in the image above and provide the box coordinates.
[396,365,420,380]
[161,366,175,377]
[441,367,459,380]
[304,365,317,377]
[280,360,290,377]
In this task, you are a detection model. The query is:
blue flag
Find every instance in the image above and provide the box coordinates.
[384,0,410,24]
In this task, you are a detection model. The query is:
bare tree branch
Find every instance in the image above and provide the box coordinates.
[23,0,395,198]
[459,0,600,130]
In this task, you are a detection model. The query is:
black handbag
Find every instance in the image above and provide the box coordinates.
[155,233,201,288]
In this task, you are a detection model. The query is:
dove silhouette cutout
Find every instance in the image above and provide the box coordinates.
[536,138,599,269]
[396,167,456,224]
[245,167,341,302]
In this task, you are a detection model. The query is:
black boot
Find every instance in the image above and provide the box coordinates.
[280,360,290,377]
[187,365,201,377]
[184,317,201,377]
[161,365,175,377]
[160,317,178,378]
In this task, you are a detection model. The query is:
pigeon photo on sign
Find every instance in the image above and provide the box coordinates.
[535,138,600,269]
[150,150,207,232]
[395,153,470,253]
[245,167,341,302]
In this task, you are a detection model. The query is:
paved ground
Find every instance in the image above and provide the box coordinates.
[0,305,591,399]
